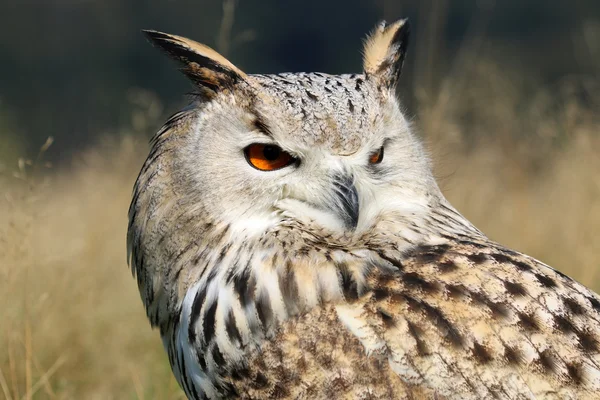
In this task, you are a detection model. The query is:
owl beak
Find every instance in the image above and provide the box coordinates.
[332,174,360,230]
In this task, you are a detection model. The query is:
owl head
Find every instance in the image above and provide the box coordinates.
[138,20,442,246]
[129,19,480,329]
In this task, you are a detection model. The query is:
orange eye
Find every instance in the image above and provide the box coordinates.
[369,146,384,164]
[244,143,296,171]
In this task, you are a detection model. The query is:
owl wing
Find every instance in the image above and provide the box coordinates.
[232,240,600,399]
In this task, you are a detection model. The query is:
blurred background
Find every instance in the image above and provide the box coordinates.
[1,0,599,398]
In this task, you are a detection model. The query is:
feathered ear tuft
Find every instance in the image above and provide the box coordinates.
[362,19,410,89]
[143,30,247,96]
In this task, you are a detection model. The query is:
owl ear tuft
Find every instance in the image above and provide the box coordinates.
[143,30,247,96]
[362,19,410,89]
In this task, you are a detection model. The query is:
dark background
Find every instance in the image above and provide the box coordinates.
[0,0,598,163]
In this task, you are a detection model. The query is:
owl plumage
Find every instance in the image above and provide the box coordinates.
[128,20,600,399]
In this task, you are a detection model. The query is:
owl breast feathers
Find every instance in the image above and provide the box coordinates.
[127,19,600,399]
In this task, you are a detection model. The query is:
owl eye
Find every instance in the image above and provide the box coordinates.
[244,143,296,171]
[369,146,384,164]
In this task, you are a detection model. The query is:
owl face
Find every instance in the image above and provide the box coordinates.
[145,20,432,245]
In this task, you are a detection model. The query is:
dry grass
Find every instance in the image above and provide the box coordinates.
[0,135,184,399]
[422,60,600,290]
[0,62,598,399]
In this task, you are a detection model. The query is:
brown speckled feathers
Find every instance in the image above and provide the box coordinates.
[227,240,600,399]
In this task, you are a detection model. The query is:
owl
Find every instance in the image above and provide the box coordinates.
[128,20,600,399]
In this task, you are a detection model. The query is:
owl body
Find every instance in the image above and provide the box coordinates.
[128,21,600,399]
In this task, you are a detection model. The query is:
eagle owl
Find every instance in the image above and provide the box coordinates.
[128,20,600,399]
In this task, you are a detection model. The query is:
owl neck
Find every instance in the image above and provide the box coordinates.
[163,192,485,397]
